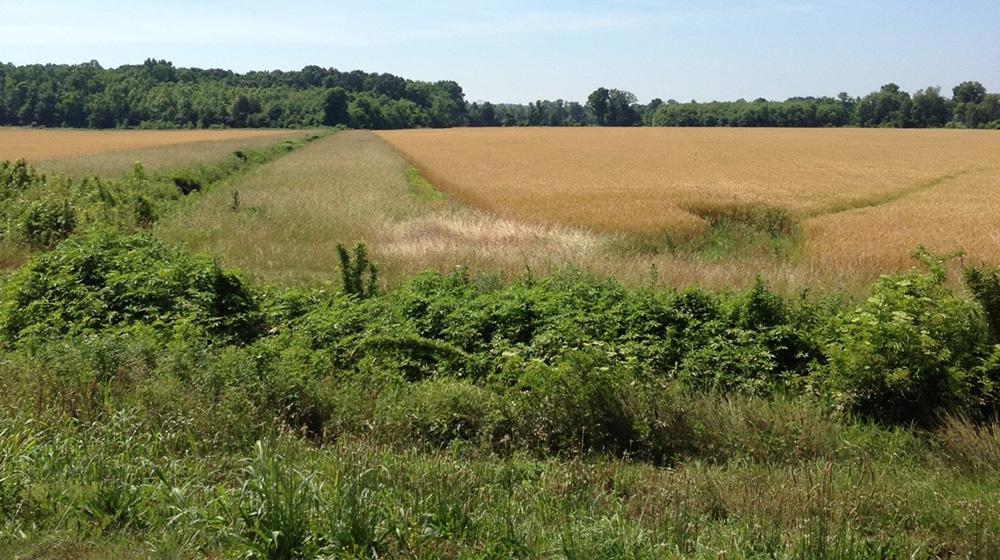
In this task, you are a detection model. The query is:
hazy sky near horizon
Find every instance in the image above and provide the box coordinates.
[4,0,999,103]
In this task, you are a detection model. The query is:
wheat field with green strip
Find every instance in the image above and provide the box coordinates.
[378,127,1000,276]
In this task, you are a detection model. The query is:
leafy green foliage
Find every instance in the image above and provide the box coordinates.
[972,345,1000,411]
[20,196,77,247]
[0,231,261,344]
[821,269,990,424]
[507,348,638,455]
[5,230,1000,433]
[0,159,44,198]
[389,379,500,446]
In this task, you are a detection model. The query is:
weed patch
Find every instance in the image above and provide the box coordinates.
[406,166,445,201]
[616,203,801,260]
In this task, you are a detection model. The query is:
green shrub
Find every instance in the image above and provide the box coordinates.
[728,277,789,329]
[349,334,469,381]
[677,280,819,395]
[266,290,372,368]
[132,195,157,228]
[386,271,722,382]
[336,242,378,299]
[389,378,500,446]
[0,159,44,199]
[678,328,785,394]
[972,345,1000,412]
[506,347,637,455]
[821,269,990,424]
[0,231,261,344]
[20,197,77,247]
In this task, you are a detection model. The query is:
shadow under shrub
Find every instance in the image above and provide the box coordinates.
[964,265,1000,343]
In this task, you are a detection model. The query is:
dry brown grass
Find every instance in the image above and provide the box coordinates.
[377,127,1000,276]
[376,211,604,278]
[0,127,308,176]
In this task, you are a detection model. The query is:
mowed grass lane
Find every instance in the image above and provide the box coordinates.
[155,131,428,285]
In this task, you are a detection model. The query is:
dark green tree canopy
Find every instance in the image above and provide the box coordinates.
[322,87,349,126]
[0,61,471,130]
[587,87,610,126]
[953,81,987,104]
[0,60,996,130]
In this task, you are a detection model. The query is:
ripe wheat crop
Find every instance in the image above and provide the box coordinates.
[0,127,302,161]
[378,127,1000,273]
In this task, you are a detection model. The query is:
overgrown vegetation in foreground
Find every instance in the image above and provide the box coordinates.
[2,231,1000,558]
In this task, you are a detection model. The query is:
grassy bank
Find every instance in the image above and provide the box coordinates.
[1,231,1000,558]
[31,130,316,179]
[3,409,998,559]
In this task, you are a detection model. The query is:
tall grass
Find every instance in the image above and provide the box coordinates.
[935,414,1000,473]
[4,407,999,558]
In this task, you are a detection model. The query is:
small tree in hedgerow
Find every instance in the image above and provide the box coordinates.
[820,250,991,425]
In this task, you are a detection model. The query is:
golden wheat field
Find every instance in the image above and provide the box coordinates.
[0,127,302,163]
[377,127,1000,271]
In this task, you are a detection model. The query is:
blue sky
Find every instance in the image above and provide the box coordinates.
[3,0,999,103]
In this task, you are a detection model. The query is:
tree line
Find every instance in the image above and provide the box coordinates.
[501,83,999,129]
[0,59,467,129]
[1,59,997,130]
[646,83,999,129]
